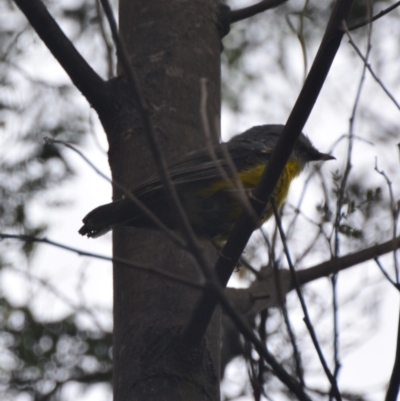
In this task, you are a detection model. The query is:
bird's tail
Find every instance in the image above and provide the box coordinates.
[79,199,137,238]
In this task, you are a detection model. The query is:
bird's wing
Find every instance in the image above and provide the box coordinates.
[133,141,273,196]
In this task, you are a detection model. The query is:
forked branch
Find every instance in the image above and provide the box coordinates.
[183,0,356,348]
[13,0,110,110]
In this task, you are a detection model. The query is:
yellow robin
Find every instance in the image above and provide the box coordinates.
[79,124,334,240]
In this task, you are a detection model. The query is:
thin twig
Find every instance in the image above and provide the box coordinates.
[9,265,108,331]
[98,0,219,297]
[385,307,400,401]
[199,78,259,226]
[230,0,287,23]
[293,226,324,269]
[375,159,399,282]
[344,22,400,111]
[92,10,308,392]
[92,8,313,394]
[331,11,373,395]
[272,200,342,401]
[246,339,262,401]
[210,274,312,401]
[45,137,187,250]
[257,310,268,400]
[330,274,340,401]
[286,132,373,241]
[239,256,263,280]
[333,19,371,261]
[348,1,400,31]
[88,111,108,154]
[285,167,318,240]
[183,0,356,349]
[374,258,400,291]
[97,5,311,394]
[272,257,305,387]
[285,0,310,82]
[99,0,200,247]
[0,233,203,290]
[95,0,114,78]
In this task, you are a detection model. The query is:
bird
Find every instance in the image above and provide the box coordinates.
[79,124,334,241]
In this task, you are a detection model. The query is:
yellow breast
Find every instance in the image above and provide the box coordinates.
[240,159,301,200]
[239,159,302,223]
[199,159,302,212]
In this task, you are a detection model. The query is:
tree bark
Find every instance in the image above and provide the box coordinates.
[111,1,222,400]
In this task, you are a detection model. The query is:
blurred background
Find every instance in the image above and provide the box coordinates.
[0,0,399,400]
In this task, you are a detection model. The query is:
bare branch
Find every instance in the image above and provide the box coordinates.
[199,78,258,224]
[227,234,400,316]
[344,22,400,111]
[225,268,292,315]
[230,0,287,24]
[91,14,300,397]
[0,233,203,290]
[9,266,108,331]
[95,0,115,78]
[83,3,310,389]
[385,309,400,401]
[375,159,400,282]
[183,0,356,347]
[273,259,305,387]
[213,279,313,401]
[13,0,109,110]
[348,1,400,31]
[1,237,307,396]
[272,200,342,401]
[239,256,263,280]
[375,258,400,290]
[331,8,373,392]
[98,0,218,289]
[45,138,187,250]
[285,0,311,82]
[296,236,400,287]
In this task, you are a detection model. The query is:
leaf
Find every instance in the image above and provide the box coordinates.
[338,224,363,239]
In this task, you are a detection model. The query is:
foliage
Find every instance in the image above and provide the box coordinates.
[0,298,112,401]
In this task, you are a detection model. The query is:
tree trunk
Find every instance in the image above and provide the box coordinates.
[111,1,222,400]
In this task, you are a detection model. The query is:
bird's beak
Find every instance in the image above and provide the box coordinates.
[318,153,335,161]
[307,150,335,162]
